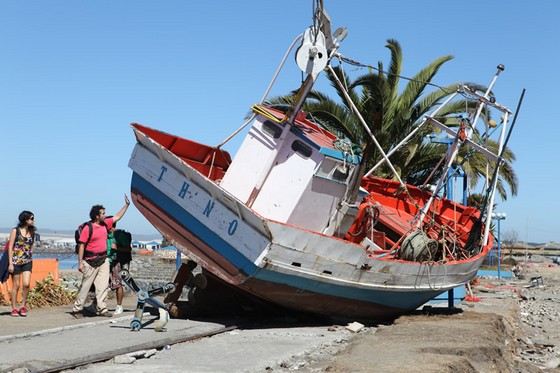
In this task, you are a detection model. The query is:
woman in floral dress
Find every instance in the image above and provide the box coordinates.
[7,211,36,317]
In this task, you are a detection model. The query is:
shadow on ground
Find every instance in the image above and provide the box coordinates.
[161,271,464,330]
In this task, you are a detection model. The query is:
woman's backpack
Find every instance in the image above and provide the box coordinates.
[0,233,14,282]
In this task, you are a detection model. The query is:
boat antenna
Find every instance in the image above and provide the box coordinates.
[465,87,526,253]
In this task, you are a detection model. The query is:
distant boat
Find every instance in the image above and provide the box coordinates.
[127,1,516,319]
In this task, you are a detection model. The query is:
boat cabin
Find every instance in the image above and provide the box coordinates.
[220,106,360,234]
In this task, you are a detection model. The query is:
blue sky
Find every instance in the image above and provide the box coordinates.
[1,1,557,242]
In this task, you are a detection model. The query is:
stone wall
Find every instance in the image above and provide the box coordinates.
[61,255,181,297]
[129,255,180,294]
[129,256,178,282]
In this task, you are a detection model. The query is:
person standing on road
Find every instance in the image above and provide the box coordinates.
[109,225,133,315]
[71,195,130,318]
[7,210,37,317]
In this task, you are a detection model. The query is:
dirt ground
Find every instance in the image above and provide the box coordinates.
[297,258,560,373]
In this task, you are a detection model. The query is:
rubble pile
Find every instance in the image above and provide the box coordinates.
[517,266,560,369]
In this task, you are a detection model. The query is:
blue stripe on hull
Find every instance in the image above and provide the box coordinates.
[254,269,444,310]
[131,173,258,276]
[132,172,445,311]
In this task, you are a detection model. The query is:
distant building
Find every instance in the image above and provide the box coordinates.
[144,241,161,250]
[131,240,162,250]
[544,242,560,250]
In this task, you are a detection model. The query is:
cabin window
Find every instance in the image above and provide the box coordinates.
[314,157,352,183]
[331,165,349,182]
[262,120,282,139]
[316,158,337,178]
[291,140,312,158]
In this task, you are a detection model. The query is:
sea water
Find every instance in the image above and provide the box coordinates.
[33,253,78,270]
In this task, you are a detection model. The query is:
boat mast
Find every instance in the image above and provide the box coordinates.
[246,0,347,206]
[414,65,506,230]
[286,0,343,122]
[217,1,338,149]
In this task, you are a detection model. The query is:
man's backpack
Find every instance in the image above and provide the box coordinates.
[75,220,111,255]
[74,222,94,254]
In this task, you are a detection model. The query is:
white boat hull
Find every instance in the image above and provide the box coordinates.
[129,130,486,319]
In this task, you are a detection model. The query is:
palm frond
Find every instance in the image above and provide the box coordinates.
[326,66,361,112]
[385,39,402,103]
[412,83,462,119]
[394,55,454,120]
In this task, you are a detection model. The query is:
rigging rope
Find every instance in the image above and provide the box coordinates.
[337,54,454,95]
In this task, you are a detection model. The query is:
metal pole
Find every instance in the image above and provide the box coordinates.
[327,64,408,190]
[497,218,501,279]
[365,92,458,177]
[492,212,506,278]
[482,88,525,247]
[258,34,304,104]
[481,111,509,246]
[416,137,462,229]
[462,169,468,205]
[216,34,304,149]
[176,247,182,270]
[447,167,453,200]
[471,64,504,131]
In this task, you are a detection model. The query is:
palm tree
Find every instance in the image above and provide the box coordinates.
[268,39,518,201]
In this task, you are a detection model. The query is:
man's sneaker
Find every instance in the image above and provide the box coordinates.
[114,305,124,315]
[70,310,84,319]
[11,308,19,317]
[97,309,113,317]
[18,306,28,317]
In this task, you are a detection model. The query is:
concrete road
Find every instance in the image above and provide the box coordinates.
[0,316,227,372]
[67,326,351,373]
[0,303,354,373]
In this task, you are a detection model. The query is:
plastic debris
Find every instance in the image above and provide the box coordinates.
[345,321,365,333]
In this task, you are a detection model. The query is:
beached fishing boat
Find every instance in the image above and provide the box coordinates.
[127,1,518,319]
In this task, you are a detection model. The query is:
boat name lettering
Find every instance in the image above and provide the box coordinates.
[228,220,238,236]
[158,166,168,182]
[203,200,215,217]
[178,182,190,199]
[154,165,237,236]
